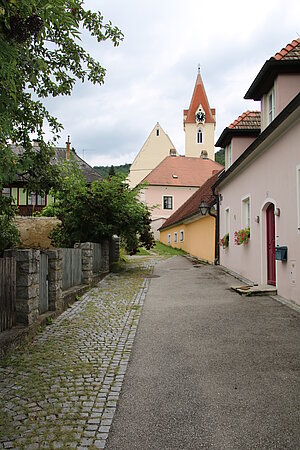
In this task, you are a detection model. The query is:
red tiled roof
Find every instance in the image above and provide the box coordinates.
[184,72,215,124]
[160,171,221,230]
[141,156,223,187]
[228,110,261,130]
[272,38,300,61]
[215,111,261,148]
[245,38,300,100]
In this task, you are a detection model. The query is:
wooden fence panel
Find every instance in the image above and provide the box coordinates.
[93,243,102,273]
[0,257,16,332]
[62,248,82,290]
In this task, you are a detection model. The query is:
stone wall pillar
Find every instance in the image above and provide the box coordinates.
[4,249,40,326]
[74,242,93,285]
[45,249,63,312]
[101,240,110,272]
[109,236,120,264]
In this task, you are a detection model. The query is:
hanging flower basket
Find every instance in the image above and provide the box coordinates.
[219,233,229,248]
[234,227,250,245]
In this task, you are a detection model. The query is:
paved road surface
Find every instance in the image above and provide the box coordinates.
[106,255,300,450]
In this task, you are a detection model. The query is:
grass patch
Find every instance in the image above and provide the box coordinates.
[136,247,151,256]
[152,241,187,256]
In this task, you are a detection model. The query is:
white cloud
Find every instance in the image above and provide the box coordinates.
[43,0,300,166]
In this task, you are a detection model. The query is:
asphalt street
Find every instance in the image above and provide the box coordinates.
[106,255,300,450]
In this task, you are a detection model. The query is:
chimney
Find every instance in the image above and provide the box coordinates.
[170,149,176,156]
[66,135,71,161]
[200,150,208,159]
[212,169,219,175]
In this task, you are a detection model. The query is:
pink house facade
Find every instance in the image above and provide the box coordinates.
[215,38,300,305]
[141,155,223,239]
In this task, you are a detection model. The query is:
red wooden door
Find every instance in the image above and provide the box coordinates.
[266,204,276,286]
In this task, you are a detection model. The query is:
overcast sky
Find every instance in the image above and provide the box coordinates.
[45,0,300,167]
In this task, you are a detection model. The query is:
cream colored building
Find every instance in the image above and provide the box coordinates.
[128,123,178,188]
[184,69,216,160]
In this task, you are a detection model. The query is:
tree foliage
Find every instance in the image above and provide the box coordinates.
[93,163,131,178]
[0,0,123,248]
[0,0,123,149]
[44,160,154,254]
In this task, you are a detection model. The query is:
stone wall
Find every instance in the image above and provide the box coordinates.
[4,249,40,326]
[15,216,61,249]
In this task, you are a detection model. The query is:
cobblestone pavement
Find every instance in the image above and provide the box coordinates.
[0,256,159,449]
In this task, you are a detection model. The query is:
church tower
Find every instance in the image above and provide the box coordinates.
[184,68,216,160]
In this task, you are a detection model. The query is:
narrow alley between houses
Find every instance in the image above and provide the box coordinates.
[1,254,300,449]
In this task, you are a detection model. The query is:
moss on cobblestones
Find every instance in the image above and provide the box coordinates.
[0,256,161,449]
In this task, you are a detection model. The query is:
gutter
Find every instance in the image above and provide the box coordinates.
[210,186,219,265]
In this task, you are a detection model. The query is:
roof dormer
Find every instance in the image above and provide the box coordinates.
[245,38,300,130]
[215,111,261,169]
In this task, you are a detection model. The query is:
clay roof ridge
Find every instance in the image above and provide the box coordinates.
[272,38,300,61]
[228,110,261,129]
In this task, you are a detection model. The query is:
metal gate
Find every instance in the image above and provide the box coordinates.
[39,252,49,314]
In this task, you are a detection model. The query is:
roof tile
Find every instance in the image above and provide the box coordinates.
[184,73,215,124]
[228,110,261,130]
[272,38,300,61]
[160,171,221,229]
[142,156,223,187]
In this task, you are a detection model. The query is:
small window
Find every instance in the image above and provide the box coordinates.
[168,234,171,244]
[225,208,230,234]
[180,230,184,242]
[267,89,275,125]
[196,128,203,144]
[1,187,11,197]
[226,143,232,169]
[28,192,36,206]
[37,194,46,206]
[156,129,160,136]
[163,196,173,210]
[174,232,178,243]
[242,196,250,228]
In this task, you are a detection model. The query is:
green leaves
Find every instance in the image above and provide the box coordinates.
[47,162,154,254]
[0,0,123,173]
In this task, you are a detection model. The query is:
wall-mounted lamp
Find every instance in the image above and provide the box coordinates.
[274,208,280,217]
[255,215,260,223]
[199,201,210,216]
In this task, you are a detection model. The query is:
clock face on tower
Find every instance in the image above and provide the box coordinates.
[195,110,205,123]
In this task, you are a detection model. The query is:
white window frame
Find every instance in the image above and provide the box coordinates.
[180,230,184,242]
[168,233,171,244]
[27,192,36,206]
[163,195,173,210]
[225,207,230,235]
[267,88,275,125]
[241,195,251,229]
[226,143,232,169]
[174,232,178,243]
[196,127,204,144]
[297,164,300,231]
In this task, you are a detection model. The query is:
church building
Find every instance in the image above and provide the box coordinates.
[184,67,216,160]
[128,68,219,238]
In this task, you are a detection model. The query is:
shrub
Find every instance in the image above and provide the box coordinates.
[0,215,21,255]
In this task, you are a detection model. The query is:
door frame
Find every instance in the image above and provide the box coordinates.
[266,203,276,285]
[260,199,277,287]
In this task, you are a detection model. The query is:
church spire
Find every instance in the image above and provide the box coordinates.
[184,69,215,125]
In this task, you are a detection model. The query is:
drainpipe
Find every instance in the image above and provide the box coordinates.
[211,186,220,265]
